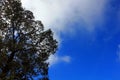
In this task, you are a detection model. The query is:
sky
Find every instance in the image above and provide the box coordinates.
[21,0,120,80]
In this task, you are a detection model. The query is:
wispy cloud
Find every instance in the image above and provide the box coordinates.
[117,44,120,61]
[21,0,108,37]
[46,55,71,66]
[61,56,71,63]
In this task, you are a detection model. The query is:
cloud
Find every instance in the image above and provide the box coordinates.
[20,0,108,66]
[117,44,120,61]
[21,0,108,37]
[61,56,71,63]
[46,55,71,66]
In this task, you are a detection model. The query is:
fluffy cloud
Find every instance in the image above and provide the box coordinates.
[21,0,108,36]
[46,55,71,66]
[21,0,108,66]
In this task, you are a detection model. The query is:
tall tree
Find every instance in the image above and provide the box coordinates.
[0,0,57,79]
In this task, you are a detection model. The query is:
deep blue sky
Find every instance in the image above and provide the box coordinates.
[48,0,120,80]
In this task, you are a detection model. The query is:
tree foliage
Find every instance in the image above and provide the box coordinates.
[0,0,57,79]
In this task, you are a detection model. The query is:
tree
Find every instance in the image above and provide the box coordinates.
[0,0,57,79]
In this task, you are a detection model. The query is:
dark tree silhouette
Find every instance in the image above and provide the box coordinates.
[0,0,57,79]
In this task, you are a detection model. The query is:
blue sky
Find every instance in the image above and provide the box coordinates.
[21,0,120,80]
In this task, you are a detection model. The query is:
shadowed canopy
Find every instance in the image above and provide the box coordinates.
[0,0,57,79]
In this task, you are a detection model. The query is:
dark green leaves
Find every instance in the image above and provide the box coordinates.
[0,0,57,79]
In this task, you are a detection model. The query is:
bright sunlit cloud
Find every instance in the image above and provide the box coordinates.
[21,0,108,66]
[21,0,108,36]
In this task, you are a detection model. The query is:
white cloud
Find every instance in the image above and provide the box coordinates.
[21,0,108,65]
[46,55,71,66]
[61,56,71,63]
[21,0,108,38]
